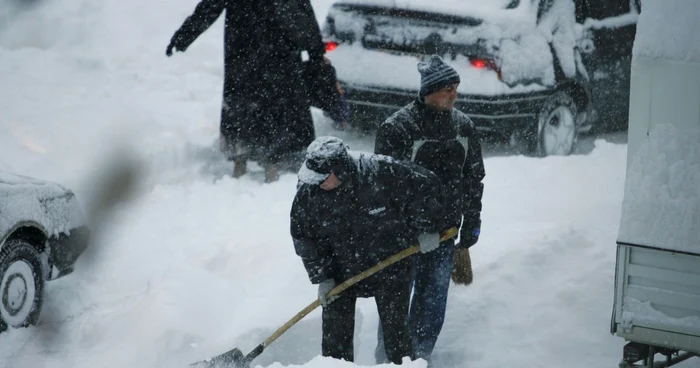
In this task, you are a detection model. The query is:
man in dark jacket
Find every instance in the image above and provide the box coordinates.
[290,136,450,364]
[373,55,486,362]
[165,0,327,182]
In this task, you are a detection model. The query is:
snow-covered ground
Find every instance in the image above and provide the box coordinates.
[0,0,698,368]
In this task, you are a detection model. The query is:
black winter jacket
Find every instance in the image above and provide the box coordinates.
[374,99,485,234]
[290,152,444,296]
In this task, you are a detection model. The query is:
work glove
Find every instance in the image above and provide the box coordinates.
[458,217,481,249]
[318,279,339,307]
[418,232,441,253]
[165,40,178,57]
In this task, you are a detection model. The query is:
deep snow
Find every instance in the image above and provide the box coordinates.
[1,0,699,368]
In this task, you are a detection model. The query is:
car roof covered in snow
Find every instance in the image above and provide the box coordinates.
[0,171,66,187]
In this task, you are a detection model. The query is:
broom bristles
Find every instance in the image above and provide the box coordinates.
[452,247,473,285]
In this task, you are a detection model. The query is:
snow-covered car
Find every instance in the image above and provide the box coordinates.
[0,172,89,332]
[322,0,639,156]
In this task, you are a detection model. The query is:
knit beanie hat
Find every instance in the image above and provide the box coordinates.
[417,55,461,99]
[298,136,354,185]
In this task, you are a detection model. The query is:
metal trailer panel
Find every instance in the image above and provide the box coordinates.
[612,244,700,354]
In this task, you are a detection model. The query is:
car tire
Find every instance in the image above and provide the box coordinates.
[0,239,45,333]
[535,91,579,157]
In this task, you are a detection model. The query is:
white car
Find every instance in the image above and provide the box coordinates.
[0,172,89,332]
[322,0,639,156]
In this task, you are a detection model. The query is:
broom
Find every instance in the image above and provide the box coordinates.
[451,247,473,285]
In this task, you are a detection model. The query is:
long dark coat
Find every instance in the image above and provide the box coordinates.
[168,0,326,165]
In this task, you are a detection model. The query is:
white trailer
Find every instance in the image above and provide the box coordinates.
[610,1,700,367]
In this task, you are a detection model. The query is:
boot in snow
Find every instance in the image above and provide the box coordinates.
[233,158,247,178]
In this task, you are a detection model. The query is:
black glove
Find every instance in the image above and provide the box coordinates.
[458,217,481,249]
[166,31,188,57]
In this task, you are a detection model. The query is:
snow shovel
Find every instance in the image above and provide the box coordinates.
[189,226,459,368]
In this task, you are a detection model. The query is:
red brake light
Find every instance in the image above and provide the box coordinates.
[325,41,339,52]
[470,59,486,69]
[469,57,501,80]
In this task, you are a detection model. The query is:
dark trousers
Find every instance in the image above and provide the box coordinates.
[375,239,456,362]
[322,278,413,364]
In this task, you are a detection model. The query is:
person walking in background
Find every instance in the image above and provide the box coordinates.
[166,0,328,182]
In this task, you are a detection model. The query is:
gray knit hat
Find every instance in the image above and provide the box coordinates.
[417,55,460,99]
[298,136,350,185]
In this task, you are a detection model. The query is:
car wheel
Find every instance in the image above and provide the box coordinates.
[536,91,578,157]
[0,239,45,332]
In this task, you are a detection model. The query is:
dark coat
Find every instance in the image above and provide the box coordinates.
[168,0,326,164]
[290,152,444,297]
[374,99,486,238]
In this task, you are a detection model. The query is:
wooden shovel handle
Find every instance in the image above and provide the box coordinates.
[262,226,458,348]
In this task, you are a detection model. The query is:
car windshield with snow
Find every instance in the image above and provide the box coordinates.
[323,0,639,156]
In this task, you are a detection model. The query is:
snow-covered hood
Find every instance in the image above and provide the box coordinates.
[0,171,86,240]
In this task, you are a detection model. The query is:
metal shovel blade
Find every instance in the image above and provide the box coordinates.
[190,347,248,368]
